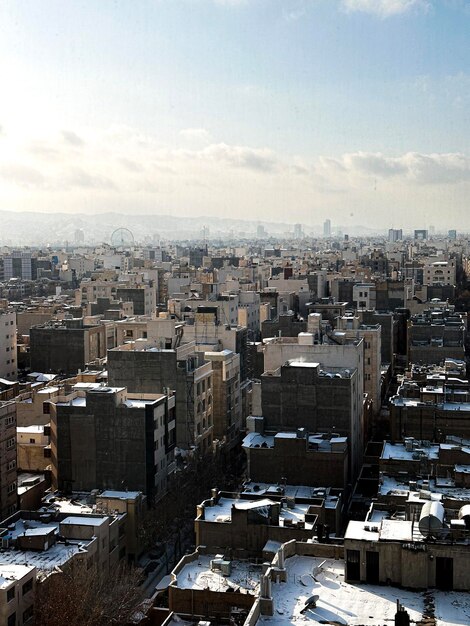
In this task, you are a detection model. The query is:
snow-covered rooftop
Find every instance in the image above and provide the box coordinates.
[173,554,261,594]
[258,556,470,625]
[0,564,35,589]
[202,497,315,530]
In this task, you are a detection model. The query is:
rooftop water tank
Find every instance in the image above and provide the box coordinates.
[418,501,445,538]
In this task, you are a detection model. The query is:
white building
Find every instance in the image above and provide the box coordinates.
[423,260,456,287]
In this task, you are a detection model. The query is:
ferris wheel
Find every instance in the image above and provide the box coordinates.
[110,227,135,248]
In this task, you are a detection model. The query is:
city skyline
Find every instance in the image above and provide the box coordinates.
[0,0,469,228]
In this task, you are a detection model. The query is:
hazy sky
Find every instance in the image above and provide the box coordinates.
[0,0,469,229]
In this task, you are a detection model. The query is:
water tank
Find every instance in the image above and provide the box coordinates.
[458,504,470,528]
[418,501,445,538]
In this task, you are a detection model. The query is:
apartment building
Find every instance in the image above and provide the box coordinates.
[407,308,466,366]
[204,350,242,450]
[0,311,17,380]
[0,564,36,626]
[0,401,17,520]
[51,385,176,498]
[423,259,456,287]
[30,318,113,375]
[335,315,382,413]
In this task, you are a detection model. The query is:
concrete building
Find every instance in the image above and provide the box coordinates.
[345,513,470,590]
[261,312,307,339]
[195,487,342,557]
[16,384,69,427]
[388,228,403,242]
[78,277,156,316]
[407,308,466,366]
[51,385,176,498]
[107,343,214,454]
[335,315,382,413]
[238,290,261,335]
[30,318,112,375]
[3,251,34,281]
[243,430,348,489]
[389,393,470,441]
[0,564,36,626]
[204,350,242,450]
[352,283,376,311]
[0,310,17,381]
[360,310,397,369]
[423,260,456,287]
[0,402,17,520]
[17,425,51,473]
[163,538,470,625]
[0,496,145,622]
[258,360,362,480]
[181,311,249,381]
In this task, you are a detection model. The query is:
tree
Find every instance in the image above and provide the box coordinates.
[35,559,145,626]
[138,446,245,559]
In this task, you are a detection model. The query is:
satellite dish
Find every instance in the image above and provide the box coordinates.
[301,595,320,613]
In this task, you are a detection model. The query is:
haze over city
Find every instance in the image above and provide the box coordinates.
[0,0,469,231]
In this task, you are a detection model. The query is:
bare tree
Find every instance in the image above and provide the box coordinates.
[139,447,245,557]
[35,560,145,626]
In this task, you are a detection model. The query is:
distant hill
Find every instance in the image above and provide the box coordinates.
[0,209,380,246]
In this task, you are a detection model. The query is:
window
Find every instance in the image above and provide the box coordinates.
[7,587,15,602]
[22,579,33,595]
[44,448,51,458]
[7,612,15,626]
[43,402,51,415]
[6,437,15,449]
[29,438,36,444]
[23,605,34,622]
[7,482,16,494]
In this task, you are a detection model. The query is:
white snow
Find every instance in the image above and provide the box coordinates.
[259,556,470,626]
[175,554,261,594]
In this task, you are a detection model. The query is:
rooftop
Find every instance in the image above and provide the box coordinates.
[242,431,347,452]
[172,553,261,594]
[202,497,316,530]
[0,564,35,589]
[259,556,470,625]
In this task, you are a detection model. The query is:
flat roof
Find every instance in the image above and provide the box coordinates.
[61,516,108,527]
[242,431,347,451]
[99,490,141,500]
[0,564,35,589]
[173,553,261,594]
[258,556,470,625]
[381,442,439,461]
[202,497,315,530]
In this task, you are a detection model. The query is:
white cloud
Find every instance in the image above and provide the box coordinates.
[61,130,85,147]
[0,124,469,229]
[0,163,45,188]
[179,128,212,143]
[341,0,430,18]
[200,143,279,172]
[318,151,470,184]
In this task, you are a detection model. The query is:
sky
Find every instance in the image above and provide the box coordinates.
[0,0,469,231]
